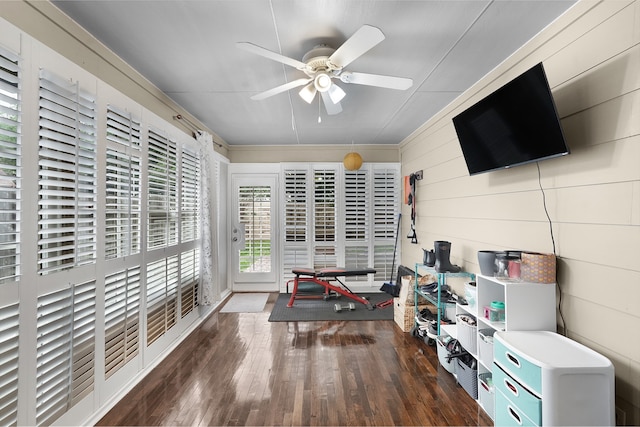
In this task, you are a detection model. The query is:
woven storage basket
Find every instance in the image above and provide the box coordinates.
[521,252,556,283]
[394,299,429,332]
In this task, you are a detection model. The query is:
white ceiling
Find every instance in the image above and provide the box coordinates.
[52,0,576,146]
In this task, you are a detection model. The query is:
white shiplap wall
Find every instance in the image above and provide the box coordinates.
[400,0,640,423]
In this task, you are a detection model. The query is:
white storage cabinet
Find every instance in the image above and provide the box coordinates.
[448,274,557,420]
[494,330,615,426]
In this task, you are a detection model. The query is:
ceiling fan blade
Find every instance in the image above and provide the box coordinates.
[251,78,312,100]
[340,71,413,90]
[299,82,317,104]
[237,42,307,70]
[329,25,385,69]
[328,83,346,104]
[321,91,342,115]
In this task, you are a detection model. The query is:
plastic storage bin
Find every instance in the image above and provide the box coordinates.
[479,372,494,420]
[456,314,477,353]
[464,281,477,309]
[436,335,456,374]
[478,328,495,368]
[455,356,478,399]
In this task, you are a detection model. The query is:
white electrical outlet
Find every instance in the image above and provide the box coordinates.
[615,406,626,426]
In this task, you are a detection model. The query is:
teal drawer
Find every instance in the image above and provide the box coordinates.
[495,388,538,427]
[494,364,541,425]
[494,337,542,395]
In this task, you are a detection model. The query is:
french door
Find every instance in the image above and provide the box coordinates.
[230,173,278,291]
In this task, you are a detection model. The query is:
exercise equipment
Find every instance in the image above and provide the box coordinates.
[287,267,376,310]
[334,302,356,312]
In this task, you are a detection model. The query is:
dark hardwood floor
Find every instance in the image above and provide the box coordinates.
[97,293,492,426]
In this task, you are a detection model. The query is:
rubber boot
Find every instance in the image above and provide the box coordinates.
[434,240,461,273]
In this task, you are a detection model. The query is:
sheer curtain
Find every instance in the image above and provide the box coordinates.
[196,130,215,305]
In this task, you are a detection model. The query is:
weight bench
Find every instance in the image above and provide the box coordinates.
[287,267,377,310]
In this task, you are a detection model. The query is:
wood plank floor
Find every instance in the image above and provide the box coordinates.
[97,293,493,426]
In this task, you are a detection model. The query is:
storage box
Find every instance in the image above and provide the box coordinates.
[521,252,556,283]
[455,356,478,399]
[436,335,456,374]
[456,314,477,353]
[399,275,415,304]
[478,328,495,368]
[393,299,429,332]
[478,372,494,420]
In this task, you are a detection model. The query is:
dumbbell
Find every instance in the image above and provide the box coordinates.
[334,302,356,312]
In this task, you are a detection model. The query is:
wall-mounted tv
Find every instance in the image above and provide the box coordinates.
[452,62,569,176]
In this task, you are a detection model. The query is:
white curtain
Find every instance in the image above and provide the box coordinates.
[196,130,215,305]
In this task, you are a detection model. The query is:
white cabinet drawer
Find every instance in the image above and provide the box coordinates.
[494,334,542,395]
[494,364,541,425]
[495,388,539,427]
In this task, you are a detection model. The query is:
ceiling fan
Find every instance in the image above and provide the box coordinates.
[237,25,413,115]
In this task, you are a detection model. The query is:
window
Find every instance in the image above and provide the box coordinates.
[0,47,21,285]
[146,255,178,346]
[147,129,177,250]
[180,248,199,317]
[105,106,141,259]
[37,70,97,275]
[237,186,271,273]
[35,281,96,426]
[372,167,400,282]
[104,267,140,379]
[0,302,19,426]
[282,168,309,279]
[281,164,400,285]
[313,169,336,269]
[180,146,200,243]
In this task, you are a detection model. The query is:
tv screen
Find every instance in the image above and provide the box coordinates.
[452,62,569,176]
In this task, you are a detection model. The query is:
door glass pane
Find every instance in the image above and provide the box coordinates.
[238,186,271,273]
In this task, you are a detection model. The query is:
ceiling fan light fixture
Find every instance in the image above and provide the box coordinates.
[328,83,346,104]
[299,83,317,104]
[314,73,332,92]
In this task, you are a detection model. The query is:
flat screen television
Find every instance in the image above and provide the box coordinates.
[452,62,569,176]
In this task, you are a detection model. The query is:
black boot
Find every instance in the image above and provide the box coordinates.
[434,240,461,273]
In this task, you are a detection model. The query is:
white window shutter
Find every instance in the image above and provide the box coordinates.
[37,70,97,275]
[105,106,141,259]
[180,147,200,242]
[35,281,96,426]
[0,47,21,284]
[180,248,199,317]
[372,166,400,282]
[0,302,19,426]
[282,168,310,281]
[147,129,178,250]
[104,266,140,379]
[313,168,337,269]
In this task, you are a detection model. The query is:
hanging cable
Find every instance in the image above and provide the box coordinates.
[537,162,565,335]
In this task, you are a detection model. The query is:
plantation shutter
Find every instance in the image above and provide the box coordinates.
[313,168,336,269]
[0,47,21,284]
[35,281,96,426]
[181,147,200,242]
[344,169,370,281]
[372,167,400,282]
[105,106,141,259]
[0,302,19,426]
[282,168,309,281]
[146,255,179,346]
[147,129,178,250]
[180,248,199,317]
[104,266,140,379]
[37,70,97,275]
